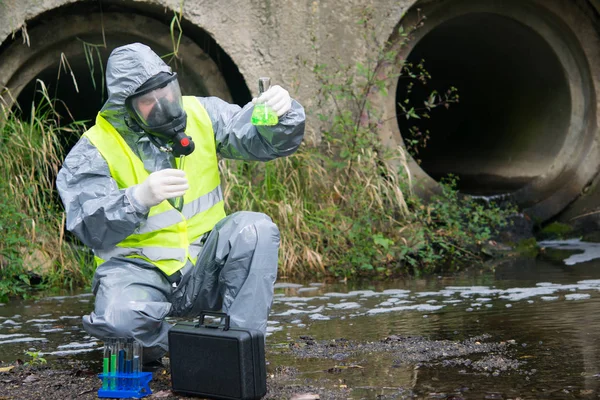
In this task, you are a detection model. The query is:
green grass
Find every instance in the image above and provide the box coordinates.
[0,82,93,302]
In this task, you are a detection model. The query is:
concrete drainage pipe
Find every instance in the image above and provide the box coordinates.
[374,0,600,222]
[0,11,232,127]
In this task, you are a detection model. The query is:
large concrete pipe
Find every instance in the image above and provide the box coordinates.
[374,0,600,222]
[0,3,244,133]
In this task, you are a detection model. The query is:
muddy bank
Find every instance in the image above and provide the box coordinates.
[0,333,524,400]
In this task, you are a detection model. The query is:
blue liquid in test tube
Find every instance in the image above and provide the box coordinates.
[117,339,125,390]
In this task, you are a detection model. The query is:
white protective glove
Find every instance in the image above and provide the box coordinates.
[133,168,189,208]
[252,85,292,117]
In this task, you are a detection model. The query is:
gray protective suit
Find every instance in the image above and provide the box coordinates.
[56,43,305,362]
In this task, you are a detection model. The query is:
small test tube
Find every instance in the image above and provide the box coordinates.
[102,341,110,389]
[133,340,143,389]
[110,339,118,390]
[125,338,133,389]
[133,340,142,372]
[174,156,185,212]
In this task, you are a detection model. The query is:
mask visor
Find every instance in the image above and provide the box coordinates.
[128,77,184,128]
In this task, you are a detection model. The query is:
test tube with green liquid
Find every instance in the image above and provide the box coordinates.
[251,77,278,126]
[102,341,110,389]
[173,156,185,212]
[110,339,117,390]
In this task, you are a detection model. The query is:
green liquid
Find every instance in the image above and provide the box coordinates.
[102,358,109,389]
[110,353,117,390]
[251,103,278,126]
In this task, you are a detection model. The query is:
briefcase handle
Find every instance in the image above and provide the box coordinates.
[197,310,231,330]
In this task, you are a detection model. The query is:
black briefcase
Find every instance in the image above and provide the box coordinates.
[168,311,267,400]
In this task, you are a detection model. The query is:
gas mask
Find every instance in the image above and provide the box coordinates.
[125,72,195,157]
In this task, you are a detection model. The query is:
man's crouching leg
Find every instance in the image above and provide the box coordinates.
[82,260,174,362]
[190,211,279,335]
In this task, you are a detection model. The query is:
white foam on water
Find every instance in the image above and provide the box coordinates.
[40,348,98,356]
[578,279,600,285]
[298,287,320,292]
[26,319,58,323]
[284,302,307,308]
[382,289,411,295]
[351,291,381,298]
[274,296,321,302]
[40,328,64,333]
[329,302,361,310]
[540,239,600,265]
[57,341,98,349]
[445,286,492,292]
[500,287,559,301]
[324,292,358,298]
[266,326,283,334]
[367,304,445,315]
[0,337,48,345]
[416,292,441,297]
[275,305,325,316]
[565,293,591,301]
[274,283,304,289]
[541,296,559,301]
[0,333,25,339]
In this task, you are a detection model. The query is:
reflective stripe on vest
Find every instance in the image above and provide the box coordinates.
[84,96,226,275]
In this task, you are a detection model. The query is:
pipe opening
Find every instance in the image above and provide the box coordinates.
[17,54,106,130]
[2,8,249,152]
[397,12,571,195]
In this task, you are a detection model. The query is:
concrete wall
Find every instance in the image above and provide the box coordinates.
[0,0,412,137]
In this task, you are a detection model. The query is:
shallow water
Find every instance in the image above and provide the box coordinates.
[2,241,600,398]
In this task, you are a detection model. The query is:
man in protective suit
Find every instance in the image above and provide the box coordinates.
[56,42,305,364]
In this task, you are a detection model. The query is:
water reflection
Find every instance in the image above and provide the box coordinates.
[1,241,600,398]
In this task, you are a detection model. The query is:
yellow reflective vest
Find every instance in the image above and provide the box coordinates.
[83,96,226,276]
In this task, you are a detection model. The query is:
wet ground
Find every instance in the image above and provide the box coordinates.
[2,240,600,399]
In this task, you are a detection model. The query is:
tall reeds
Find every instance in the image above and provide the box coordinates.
[0,81,92,299]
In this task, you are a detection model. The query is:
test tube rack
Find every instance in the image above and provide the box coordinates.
[98,338,152,398]
[97,372,153,398]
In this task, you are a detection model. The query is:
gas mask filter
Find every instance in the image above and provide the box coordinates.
[125,72,195,157]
